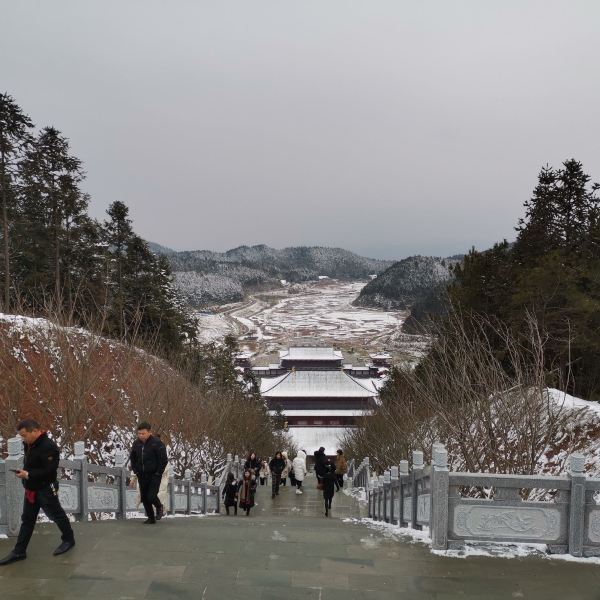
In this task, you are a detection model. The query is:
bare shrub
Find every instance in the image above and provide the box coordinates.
[343,310,574,478]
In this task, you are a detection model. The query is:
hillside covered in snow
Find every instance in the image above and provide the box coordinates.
[352,255,459,311]
[153,244,394,308]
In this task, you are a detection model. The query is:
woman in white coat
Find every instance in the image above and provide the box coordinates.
[292,450,307,495]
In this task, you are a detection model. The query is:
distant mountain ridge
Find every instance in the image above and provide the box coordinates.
[353,255,461,311]
[152,244,394,308]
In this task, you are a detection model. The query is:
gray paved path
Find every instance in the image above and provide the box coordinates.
[1,475,599,599]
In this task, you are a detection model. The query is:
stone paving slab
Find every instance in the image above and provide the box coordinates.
[1,476,599,598]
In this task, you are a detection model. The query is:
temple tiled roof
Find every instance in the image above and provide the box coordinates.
[260,370,378,398]
[278,347,343,362]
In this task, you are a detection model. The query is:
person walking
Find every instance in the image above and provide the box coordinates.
[0,419,75,565]
[314,447,327,486]
[322,458,340,517]
[129,422,168,524]
[222,472,238,515]
[269,451,285,498]
[238,470,257,516]
[258,460,270,486]
[244,451,261,479]
[280,451,291,486]
[334,449,347,489]
[292,450,307,494]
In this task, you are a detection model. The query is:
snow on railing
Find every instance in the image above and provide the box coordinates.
[349,445,600,558]
[0,437,234,537]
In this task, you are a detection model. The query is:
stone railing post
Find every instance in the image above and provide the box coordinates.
[168,474,176,515]
[399,460,409,527]
[201,472,208,514]
[389,466,398,525]
[74,441,89,522]
[568,453,586,557]
[185,469,192,515]
[371,478,378,520]
[364,457,370,493]
[377,475,385,520]
[411,450,423,530]
[383,471,391,522]
[431,444,449,551]
[234,455,240,479]
[115,449,127,519]
[5,436,24,537]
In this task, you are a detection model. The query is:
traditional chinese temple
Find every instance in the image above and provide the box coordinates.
[251,341,384,454]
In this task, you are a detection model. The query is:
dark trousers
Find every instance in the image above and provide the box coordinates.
[296,480,303,490]
[259,477,266,486]
[14,484,74,554]
[139,474,162,519]
[336,474,344,488]
[271,473,281,496]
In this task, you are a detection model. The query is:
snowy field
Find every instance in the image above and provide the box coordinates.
[194,280,426,360]
[251,281,404,347]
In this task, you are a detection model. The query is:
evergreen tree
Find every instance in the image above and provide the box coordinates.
[19,127,84,308]
[0,93,33,310]
[104,201,133,336]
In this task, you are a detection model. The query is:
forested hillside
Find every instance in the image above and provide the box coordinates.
[0,92,289,467]
[157,244,393,307]
[0,93,196,355]
[449,159,600,399]
[352,255,458,310]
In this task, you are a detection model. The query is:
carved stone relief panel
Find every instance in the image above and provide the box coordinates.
[453,505,560,540]
[58,484,79,512]
[403,498,412,521]
[126,489,139,511]
[88,486,118,511]
[588,509,600,543]
[417,494,431,524]
[174,494,188,510]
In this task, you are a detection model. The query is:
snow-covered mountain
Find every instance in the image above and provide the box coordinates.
[353,255,460,311]
[152,244,393,308]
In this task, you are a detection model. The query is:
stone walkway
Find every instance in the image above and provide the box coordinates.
[1,475,599,599]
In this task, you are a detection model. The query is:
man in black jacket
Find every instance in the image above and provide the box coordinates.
[0,419,75,566]
[269,452,286,499]
[130,422,168,524]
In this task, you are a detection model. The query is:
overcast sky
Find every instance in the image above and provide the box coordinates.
[1,1,599,259]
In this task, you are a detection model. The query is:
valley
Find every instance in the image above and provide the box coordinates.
[196,279,429,363]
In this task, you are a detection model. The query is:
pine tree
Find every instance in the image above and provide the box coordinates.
[514,165,558,262]
[104,201,133,337]
[0,93,33,311]
[19,127,84,308]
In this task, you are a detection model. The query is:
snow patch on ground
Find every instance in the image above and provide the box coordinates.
[271,530,288,542]
[344,518,600,565]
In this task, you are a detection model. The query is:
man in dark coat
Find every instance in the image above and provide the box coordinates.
[269,452,286,498]
[0,419,75,565]
[130,422,168,524]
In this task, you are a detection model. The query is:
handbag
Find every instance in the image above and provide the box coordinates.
[317,481,324,490]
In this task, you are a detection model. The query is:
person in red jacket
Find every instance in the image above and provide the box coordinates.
[0,419,75,566]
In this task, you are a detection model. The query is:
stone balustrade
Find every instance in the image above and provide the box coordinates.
[351,445,600,558]
[0,437,227,537]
